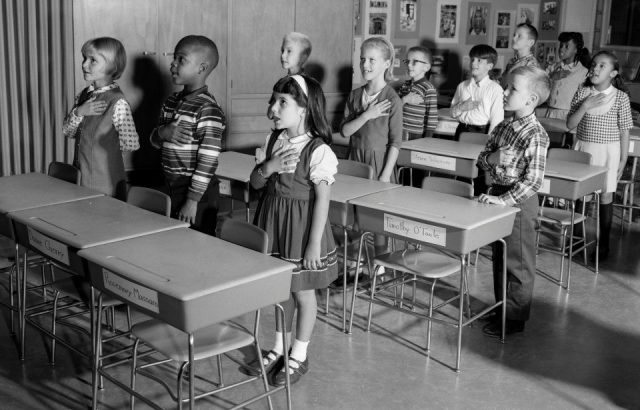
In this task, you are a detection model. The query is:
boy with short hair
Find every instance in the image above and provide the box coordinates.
[398,46,438,140]
[281,32,312,75]
[502,23,540,87]
[477,65,551,337]
[450,44,504,140]
[150,35,226,235]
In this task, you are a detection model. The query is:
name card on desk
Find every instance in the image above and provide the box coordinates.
[411,152,456,171]
[219,178,231,196]
[538,179,551,195]
[629,141,635,154]
[384,213,446,246]
[27,227,70,265]
[102,269,159,313]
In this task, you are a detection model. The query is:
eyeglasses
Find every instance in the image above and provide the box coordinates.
[402,59,428,65]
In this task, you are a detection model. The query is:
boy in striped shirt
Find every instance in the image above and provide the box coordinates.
[398,46,438,140]
[150,35,226,234]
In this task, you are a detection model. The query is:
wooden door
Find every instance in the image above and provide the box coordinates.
[295,0,354,130]
[227,0,295,152]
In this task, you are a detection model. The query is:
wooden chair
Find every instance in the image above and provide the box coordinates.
[536,148,593,287]
[458,132,489,146]
[128,219,289,410]
[337,159,375,180]
[126,186,171,217]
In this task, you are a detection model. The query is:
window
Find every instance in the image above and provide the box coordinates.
[603,0,640,48]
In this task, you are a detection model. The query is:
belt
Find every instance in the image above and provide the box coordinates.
[489,184,514,196]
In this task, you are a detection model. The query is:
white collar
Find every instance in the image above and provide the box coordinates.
[279,130,311,144]
[595,85,615,95]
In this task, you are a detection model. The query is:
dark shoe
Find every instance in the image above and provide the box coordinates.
[482,319,525,338]
[239,349,282,377]
[271,356,309,386]
[478,310,500,323]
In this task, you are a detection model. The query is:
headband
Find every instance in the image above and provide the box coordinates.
[290,74,308,97]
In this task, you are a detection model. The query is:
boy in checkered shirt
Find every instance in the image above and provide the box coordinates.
[477,66,551,337]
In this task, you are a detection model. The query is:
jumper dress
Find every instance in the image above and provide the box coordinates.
[254,132,339,292]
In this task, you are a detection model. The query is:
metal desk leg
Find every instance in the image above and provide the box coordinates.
[342,228,348,332]
[499,238,507,344]
[454,253,468,372]
[19,247,27,360]
[594,193,600,274]
[347,232,371,334]
[566,200,576,290]
[275,303,292,410]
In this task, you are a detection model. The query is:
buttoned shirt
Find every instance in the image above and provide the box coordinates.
[450,76,504,133]
[478,113,549,206]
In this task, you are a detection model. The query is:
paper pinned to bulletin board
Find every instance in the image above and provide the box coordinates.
[466,2,491,45]
[395,0,419,38]
[364,0,393,41]
[493,10,515,50]
[435,0,461,44]
[539,0,561,41]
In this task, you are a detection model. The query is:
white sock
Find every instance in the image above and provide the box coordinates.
[272,331,292,356]
[290,339,309,363]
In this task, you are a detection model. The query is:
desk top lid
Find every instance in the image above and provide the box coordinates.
[538,117,569,133]
[78,228,294,301]
[0,173,103,213]
[331,174,401,204]
[401,138,484,160]
[9,196,187,249]
[216,151,255,182]
[545,159,608,182]
[349,186,518,230]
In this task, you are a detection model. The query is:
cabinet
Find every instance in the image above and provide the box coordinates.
[73,0,354,176]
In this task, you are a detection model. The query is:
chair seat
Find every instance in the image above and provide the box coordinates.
[538,208,586,225]
[132,319,254,362]
[373,249,460,278]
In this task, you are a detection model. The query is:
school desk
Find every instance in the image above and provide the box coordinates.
[329,174,401,331]
[216,151,257,221]
[434,108,458,137]
[614,127,640,226]
[397,138,484,184]
[0,173,103,340]
[9,195,188,359]
[538,159,608,289]
[78,228,294,409]
[347,186,518,370]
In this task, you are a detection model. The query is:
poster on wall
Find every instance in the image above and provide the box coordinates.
[364,0,393,41]
[493,10,515,49]
[466,2,491,45]
[395,0,420,38]
[393,45,407,76]
[435,0,460,43]
[516,3,538,27]
[539,0,560,41]
[535,41,557,69]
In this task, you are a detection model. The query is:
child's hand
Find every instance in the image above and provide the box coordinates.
[303,241,323,271]
[77,96,107,116]
[458,98,480,112]
[264,146,299,174]
[363,99,391,121]
[158,119,191,144]
[178,198,197,225]
[478,194,505,205]
[582,93,608,110]
[402,93,422,105]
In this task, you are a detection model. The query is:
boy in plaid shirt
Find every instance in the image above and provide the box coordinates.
[477,66,551,337]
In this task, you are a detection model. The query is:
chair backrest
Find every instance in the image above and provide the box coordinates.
[459,132,489,146]
[47,161,81,185]
[547,148,592,164]
[218,218,269,254]
[337,159,374,180]
[126,186,171,217]
[421,176,473,199]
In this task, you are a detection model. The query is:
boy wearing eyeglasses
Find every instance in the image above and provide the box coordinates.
[398,46,438,140]
[450,44,504,141]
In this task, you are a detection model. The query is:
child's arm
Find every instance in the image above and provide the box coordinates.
[178,104,225,224]
[618,129,630,180]
[303,181,331,270]
[341,99,392,137]
[450,82,478,119]
[112,100,140,151]
[379,94,403,182]
[423,86,438,139]
[63,93,107,139]
[249,146,299,189]
[149,98,191,148]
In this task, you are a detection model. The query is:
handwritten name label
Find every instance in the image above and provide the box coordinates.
[538,178,551,195]
[435,120,458,134]
[411,151,456,171]
[27,227,70,264]
[102,269,159,313]
[383,213,446,246]
[219,178,231,196]
[629,141,636,154]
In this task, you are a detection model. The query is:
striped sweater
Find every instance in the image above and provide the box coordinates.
[397,77,438,137]
[151,86,226,201]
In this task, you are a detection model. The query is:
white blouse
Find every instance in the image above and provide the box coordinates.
[255,130,338,185]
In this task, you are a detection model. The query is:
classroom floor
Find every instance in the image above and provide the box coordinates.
[1,204,639,410]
